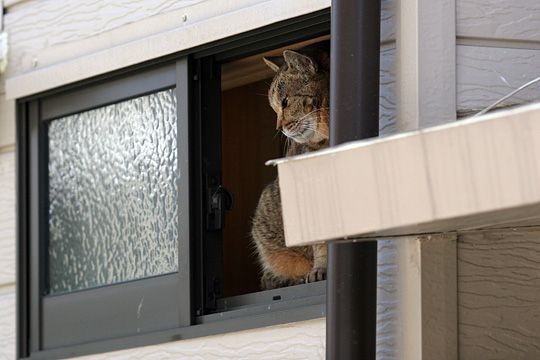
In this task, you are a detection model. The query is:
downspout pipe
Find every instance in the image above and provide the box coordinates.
[327,0,381,359]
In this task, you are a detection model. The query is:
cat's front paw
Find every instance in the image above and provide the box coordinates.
[306,266,326,283]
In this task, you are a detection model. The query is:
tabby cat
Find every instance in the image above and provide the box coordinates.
[251,43,330,290]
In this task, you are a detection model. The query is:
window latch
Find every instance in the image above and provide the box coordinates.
[206,185,233,231]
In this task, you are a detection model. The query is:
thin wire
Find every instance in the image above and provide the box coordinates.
[473,75,540,117]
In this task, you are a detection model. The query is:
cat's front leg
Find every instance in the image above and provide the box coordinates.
[307,243,327,283]
[261,270,305,290]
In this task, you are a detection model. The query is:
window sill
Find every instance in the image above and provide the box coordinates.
[24,283,325,360]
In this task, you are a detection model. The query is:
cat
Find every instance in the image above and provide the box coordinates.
[251,43,330,290]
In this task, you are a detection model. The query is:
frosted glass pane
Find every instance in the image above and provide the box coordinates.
[48,89,178,294]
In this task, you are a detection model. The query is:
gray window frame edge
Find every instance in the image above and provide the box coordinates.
[17,8,331,360]
[19,60,192,355]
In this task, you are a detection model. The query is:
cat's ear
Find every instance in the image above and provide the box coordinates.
[283,50,318,74]
[263,56,285,72]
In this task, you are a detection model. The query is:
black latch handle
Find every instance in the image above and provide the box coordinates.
[206,185,233,231]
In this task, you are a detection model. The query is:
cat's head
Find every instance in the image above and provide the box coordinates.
[264,49,329,149]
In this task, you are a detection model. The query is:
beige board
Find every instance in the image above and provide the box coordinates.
[272,103,540,247]
[0,152,15,286]
[457,227,540,360]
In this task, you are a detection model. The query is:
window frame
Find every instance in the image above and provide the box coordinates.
[17,8,330,360]
[19,61,192,353]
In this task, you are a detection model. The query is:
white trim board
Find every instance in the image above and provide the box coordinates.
[397,234,458,360]
[273,103,540,247]
[396,0,456,130]
[5,0,330,100]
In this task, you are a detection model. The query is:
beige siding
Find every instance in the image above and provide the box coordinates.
[392,1,540,357]
[381,0,396,43]
[3,0,207,79]
[0,288,15,360]
[380,47,397,135]
[396,0,457,130]
[0,152,16,360]
[458,0,540,42]
[0,151,15,287]
[4,0,396,100]
[458,228,540,360]
[0,96,15,148]
[74,319,324,360]
[396,235,458,360]
[2,0,393,78]
[457,45,540,115]
[377,240,398,360]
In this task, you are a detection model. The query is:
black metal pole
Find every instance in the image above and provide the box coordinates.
[327,0,380,359]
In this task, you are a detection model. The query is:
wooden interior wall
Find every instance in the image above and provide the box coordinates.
[221,79,282,296]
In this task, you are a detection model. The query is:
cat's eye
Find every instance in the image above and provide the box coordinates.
[281,97,288,108]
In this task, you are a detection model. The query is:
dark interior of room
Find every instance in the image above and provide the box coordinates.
[219,35,329,297]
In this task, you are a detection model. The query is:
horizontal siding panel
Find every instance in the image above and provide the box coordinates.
[381,0,396,43]
[77,319,325,360]
[458,228,540,360]
[4,0,31,9]
[377,240,398,360]
[457,0,540,42]
[4,0,207,78]
[0,152,15,287]
[457,45,540,114]
[0,96,16,148]
[5,0,328,98]
[0,288,15,360]
[380,47,397,136]
[5,0,394,98]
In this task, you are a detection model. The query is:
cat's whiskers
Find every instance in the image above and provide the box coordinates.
[302,127,325,139]
[300,121,325,136]
[297,109,328,139]
[296,107,329,123]
[285,137,293,155]
[281,133,293,155]
[283,107,328,137]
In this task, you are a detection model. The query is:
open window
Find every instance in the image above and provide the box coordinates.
[17,9,330,359]
[220,35,331,298]
[194,34,331,321]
